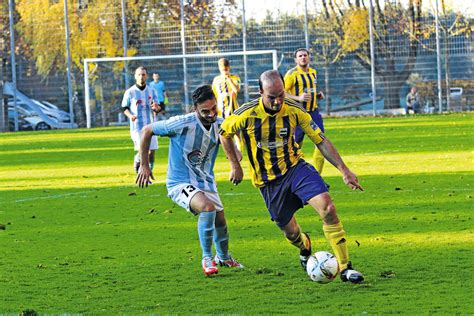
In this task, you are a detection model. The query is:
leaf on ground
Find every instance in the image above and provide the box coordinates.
[380,270,396,278]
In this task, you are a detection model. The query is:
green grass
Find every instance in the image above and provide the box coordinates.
[0,113,473,314]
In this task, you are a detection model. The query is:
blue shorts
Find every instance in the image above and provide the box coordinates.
[295,109,324,144]
[259,160,328,227]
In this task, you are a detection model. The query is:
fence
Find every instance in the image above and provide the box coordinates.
[0,0,472,130]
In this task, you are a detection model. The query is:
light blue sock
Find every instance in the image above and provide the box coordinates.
[214,224,230,260]
[149,160,154,171]
[198,211,216,258]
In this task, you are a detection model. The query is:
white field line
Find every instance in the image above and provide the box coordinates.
[10,188,113,203]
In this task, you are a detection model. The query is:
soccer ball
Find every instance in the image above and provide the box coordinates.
[306,251,339,283]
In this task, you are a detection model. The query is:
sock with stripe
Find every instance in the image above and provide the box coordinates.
[323,222,349,271]
[214,224,230,260]
[197,211,216,258]
[286,227,311,256]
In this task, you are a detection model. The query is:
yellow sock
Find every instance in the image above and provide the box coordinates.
[286,228,311,253]
[323,222,349,270]
[312,148,325,174]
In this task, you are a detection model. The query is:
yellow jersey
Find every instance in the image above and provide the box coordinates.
[219,97,323,187]
[284,66,318,112]
[212,74,241,118]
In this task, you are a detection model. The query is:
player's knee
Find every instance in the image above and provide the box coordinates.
[321,203,338,223]
[201,201,216,213]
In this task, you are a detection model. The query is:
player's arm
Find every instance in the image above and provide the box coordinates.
[219,135,243,185]
[315,136,363,191]
[121,91,136,121]
[219,116,244,185]
[122,108,136,121]
[284,72,311,103]
[136,124,155,188]
[226,75,241,94]
[151,89,162,113]
[285,91,311,103]
[298,110,362,191]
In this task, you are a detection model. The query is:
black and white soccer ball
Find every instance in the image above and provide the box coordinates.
[306,251,339,283]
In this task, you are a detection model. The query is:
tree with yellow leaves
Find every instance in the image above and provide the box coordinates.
[318,0,423,109]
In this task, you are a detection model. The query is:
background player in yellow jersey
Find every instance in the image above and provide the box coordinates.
[284,48,326,177]
[219,70,364,284]
[212,58,241,118]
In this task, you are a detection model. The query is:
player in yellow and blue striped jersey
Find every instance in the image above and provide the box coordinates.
[219,70,364,284]
[212,58,241,118]
[284,48,326,177]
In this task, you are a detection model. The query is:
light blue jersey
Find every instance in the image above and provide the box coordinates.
[121,84,159,132]
[149,80,166,102]
[152,112,223,193]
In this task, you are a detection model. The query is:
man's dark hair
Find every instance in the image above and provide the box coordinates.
[294,48,310,58]
[192,85,215,106]
[135,66,148,73]
[258,71,285,91]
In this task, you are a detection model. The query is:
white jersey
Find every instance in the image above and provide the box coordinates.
[152,112,223,192]
[121,84,159,133]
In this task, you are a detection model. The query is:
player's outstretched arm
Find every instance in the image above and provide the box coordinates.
[316,137,363,191]
[136,125,155,188]
[219,135,243,185]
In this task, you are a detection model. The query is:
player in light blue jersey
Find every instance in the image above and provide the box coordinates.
[149,72,168,120]
[136,85,243,277]
[121,66,161,174]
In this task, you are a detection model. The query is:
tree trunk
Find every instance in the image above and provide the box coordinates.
[383,77,403,109]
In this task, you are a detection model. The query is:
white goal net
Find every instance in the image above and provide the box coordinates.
[83,50,278,128]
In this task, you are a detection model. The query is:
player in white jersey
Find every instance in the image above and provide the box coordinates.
[136,85,243,277]
[121,66,161,174]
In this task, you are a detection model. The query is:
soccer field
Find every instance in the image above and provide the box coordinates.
[1,113,473,314]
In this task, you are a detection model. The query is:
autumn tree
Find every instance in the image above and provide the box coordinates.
[16,0,239,76]
[320,0,422,109]
[415,0,472,109]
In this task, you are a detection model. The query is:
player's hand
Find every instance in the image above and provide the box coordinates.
[299,93,311,102]
[342,170,363,191]
[152,102,161,113]
[317,91,325,100]
[136,165,155,188]
[131,115,137,122]
[229,164,243,186]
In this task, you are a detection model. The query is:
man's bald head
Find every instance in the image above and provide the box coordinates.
[259,70,284,92]
[259,70,285,112]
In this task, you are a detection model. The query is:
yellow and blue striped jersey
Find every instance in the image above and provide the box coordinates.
[284,66,318,112]
[212,74,241,118]
[219,97,324,187]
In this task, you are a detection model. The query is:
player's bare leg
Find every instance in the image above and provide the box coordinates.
[280,217,312,270]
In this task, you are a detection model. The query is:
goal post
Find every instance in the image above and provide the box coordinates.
[83,50,278,128]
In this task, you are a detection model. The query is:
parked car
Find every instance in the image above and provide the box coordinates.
[7,108,34,131]
[8,106,51,131]
[37,100,73,123]
[8,98,72,124]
